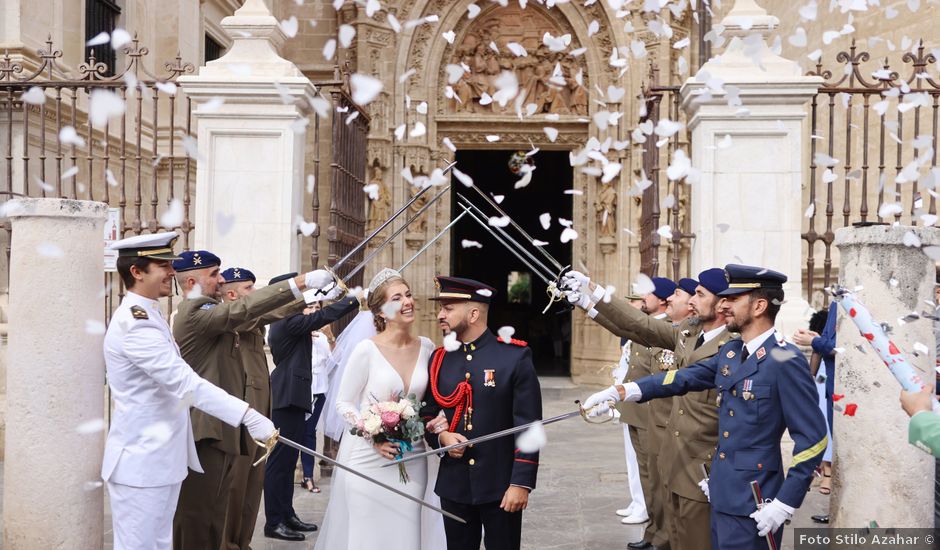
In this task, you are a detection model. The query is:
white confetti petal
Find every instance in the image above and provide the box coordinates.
[154,81,177,96]
[442,30,456,44]
[804,202,815,218]
[111,29,132,49]
[461,239,483,248]
[878,202,903,218]
[160,199,184,228]
[445,64,466,84]
[476,288,493,297]
[280,16,299,38]
[607,85,626,102]
[363,183,379,200]
[902,230,922,247]
[657,225,673,239]
[62,166,79,180]
[59,126,85,147]
[497,325,515,342]
[410,121,427,137]
[350,73,383,106]
[717,223,731,233]
[21,86,46,105]
[89,89,125,128]
[216,212,235,237]
[297,217,317,237]
[339,24,356,47]
[381,300,402,321]
[443,331,461,351]
[539,213,551,230]
[387,14,402,32]
[77,418,106,434]
[84,480,104,491]
[442,137,457,152]
[467,4,481,18]
[634,274,655,295]
[588,20,600,37]
[452,168,474,187]
[516,421,547,452]
[416,101,428,115]
[86,32,110,47]
[485,135,501,142]
[507,42,528,57]
[37,242,64,258]
[489,215,511,227]
[323,39,337,61]
[560,227,578,243]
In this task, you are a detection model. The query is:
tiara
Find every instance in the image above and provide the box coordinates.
[368,268,402,294]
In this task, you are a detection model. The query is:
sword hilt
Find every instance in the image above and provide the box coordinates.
[252,428,280,467]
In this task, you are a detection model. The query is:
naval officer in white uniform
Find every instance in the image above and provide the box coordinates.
[102,231,335,550]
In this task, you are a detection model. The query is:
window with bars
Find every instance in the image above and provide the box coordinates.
[85,0,121,75]
[205,34,224,64]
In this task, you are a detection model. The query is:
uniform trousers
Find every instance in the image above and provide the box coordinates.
[710,510,782,550]
[264,406,306,527]
[300,393,325,478]
[173,441,237,550]
[628,424,655,534]
[108,480,182,550]
[440,497,523,550]
[221,446,265,550]
[667,491,711,550]
[622,424,646,515]
[644,446,671,549]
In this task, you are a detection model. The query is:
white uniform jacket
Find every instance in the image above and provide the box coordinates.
[102,292,249,487]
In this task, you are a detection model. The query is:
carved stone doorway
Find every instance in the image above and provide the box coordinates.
[450,149,572,375]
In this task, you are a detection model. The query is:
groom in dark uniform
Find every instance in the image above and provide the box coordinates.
[421,276,543,550]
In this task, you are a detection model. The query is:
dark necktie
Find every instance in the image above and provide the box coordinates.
[741,346,750,361]
[694,333,705,350]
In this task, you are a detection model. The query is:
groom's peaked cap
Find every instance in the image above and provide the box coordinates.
[429,276,496,304]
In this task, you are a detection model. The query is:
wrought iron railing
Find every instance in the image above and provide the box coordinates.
[803,39,940,300]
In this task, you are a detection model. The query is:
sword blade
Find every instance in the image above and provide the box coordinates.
[342,184,451,283]
[456,203,553,285]
[276,435,467,524]
[382,410,583,468]
[332,161,457,272]
[399,209,469,272]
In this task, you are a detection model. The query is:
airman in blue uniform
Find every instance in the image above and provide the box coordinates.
[583,265,827,550]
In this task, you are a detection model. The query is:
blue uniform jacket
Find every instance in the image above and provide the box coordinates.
[635,332,827,516]
[420,330,542,505]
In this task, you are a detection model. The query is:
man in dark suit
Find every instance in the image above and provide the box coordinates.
[262,273,359,541]
[420,276,542,550]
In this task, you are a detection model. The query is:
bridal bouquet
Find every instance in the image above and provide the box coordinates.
[350,393,425,483]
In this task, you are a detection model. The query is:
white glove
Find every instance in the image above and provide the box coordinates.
[565,289,593,311]
[561,270,591,292]
[698,479,710,502]
[581,384,641,417]
[305,269,334,291]
[323,283,345,301]
[242,408,276,442]
[749,498,794,537]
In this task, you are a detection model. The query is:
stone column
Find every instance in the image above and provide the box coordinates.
[681,0,821,334]
[178,0,316,284]
[832,225,938,528]
[3,198,107,549]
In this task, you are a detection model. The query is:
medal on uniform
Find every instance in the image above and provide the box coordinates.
[720,365,730,377]
[484,369,496,387]
[755,347,766,360]
[716,392,722,407]
[742,379,754,401]
[659,350,676,371]
[726,350,735,359]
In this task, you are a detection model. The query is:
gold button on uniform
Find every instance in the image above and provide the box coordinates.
[678,409,684,415]
[729,410,735,417]
[469,459,476,465]
[719,452,726,459]
[732,389,737,397]
[466,355,473,361]
[723,431,730,438]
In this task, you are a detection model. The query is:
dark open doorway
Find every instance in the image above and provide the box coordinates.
[451,150,572,376]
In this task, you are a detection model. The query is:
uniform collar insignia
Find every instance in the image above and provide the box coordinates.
[726,350,735,359]
[756,347,766,360]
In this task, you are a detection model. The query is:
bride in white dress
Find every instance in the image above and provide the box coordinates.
[314,269,447,550]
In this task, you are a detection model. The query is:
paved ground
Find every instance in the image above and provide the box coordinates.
[0,378,829,549]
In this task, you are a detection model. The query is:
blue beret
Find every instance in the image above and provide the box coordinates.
[697,268,729,296]
[269,272,298,286]
[677,277,699,296]
[651,277,677,300]
[221,267,255,284]
[429,276,497,304]
[719,264,787,296]
[172,250,220,272]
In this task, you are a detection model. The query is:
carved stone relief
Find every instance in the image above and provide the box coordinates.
[444,5,589,116]
[366,160,391,234]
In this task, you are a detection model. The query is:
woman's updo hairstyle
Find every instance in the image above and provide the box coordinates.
[366,268,410,333]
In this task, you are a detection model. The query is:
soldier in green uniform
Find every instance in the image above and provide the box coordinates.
[170,251,339,550]
[216,267,273,550]
[582,277,677,550]
[568,268,734,550]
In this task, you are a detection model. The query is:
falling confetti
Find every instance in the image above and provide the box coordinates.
[381,300,403,321]
[497,326,516,342]
[443,331,461,351]
[516,421,547,453]
[461,240,483,248]
[160,199,184,228]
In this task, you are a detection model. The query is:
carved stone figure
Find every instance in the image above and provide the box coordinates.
[367,163,391,232]
[596,182,617,239]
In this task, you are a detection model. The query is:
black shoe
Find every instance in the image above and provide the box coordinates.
[286,514,318,532]
[264,522,305,541]
[812,514,830,524]
[627,542,653,550]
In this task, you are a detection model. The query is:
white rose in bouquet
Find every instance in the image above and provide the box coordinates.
[362,414,383,435]
[401,402,416,419]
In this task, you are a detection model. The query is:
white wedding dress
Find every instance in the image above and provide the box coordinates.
[314,336,447,550]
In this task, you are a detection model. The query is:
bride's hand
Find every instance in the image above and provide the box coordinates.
[374,441,401,460]
[426,416,448,435]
